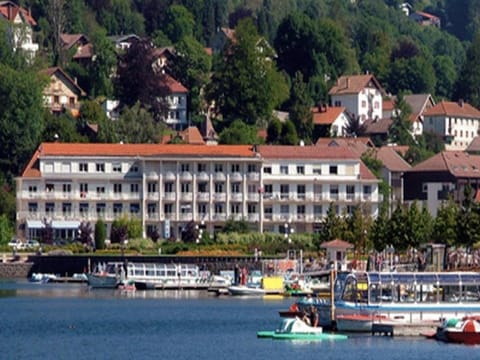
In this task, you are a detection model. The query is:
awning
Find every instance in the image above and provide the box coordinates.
[26,220,44,229]
[51,220,81,229]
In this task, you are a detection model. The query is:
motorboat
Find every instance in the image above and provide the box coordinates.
[257,317,347,341]
[335,313,390,332]
[87,262,125,288]
[228,284,266,296]
[435,316,480,345]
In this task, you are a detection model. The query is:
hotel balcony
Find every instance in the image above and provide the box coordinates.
[180,192,193,202]
[146,193,160,201]
[180,172,193,182]
[164,171,176,181]
[179,213,193,221]
[230,193,243,202]
[248,213,259,222]
[163,193,176,201]
[197,172,209,182]
[197,192,210,201]
[213,193,226,201]
[247,172,260,181]
[212,213,227,221]
[214,172,226,181]
[247,193,259,201]
[146,212,160,220]
[231,172,243,182]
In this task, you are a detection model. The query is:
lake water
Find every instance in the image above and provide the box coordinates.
[0,280,478,360]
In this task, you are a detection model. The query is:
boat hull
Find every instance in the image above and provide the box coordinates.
[257,331,347,341]
[228,285,266,296]
[87,273,119,289]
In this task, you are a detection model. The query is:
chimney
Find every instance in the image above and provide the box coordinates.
[458,99,464,107]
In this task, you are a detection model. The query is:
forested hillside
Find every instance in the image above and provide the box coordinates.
[1,0,480,238]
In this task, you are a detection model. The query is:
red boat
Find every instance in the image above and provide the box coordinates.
[443,316,480,345]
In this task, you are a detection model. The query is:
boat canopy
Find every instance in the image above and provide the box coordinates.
[359,272,480,286]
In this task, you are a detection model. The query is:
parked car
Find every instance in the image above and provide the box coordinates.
[8,239,27,250]
[26,240,40,249]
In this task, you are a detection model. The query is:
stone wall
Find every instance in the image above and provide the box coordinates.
[0,262,33,278]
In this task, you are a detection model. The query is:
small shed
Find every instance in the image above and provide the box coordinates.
[321,239,354,271]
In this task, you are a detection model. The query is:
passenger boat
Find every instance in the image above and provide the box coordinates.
[126,263,202,289]
[257,317,347,341]
[297,271,480,331]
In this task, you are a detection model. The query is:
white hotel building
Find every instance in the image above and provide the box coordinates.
[16,143,380,240]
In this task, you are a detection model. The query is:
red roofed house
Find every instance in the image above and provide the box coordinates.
[403,151,480,216]
[16,143,379,240]
[312,105,352,137]
[60,33,93,65]
[39,67,86,117]
[410,11,441,28]
[423,100,480,150]
[0,0,38,58]
[329,74,385,123]
[161,73,188,129]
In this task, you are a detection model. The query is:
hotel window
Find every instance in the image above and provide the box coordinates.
[130,183,139,193]
[113,163,122,173]
[214,203,225,214]
[280,204,289,215]
[231,203,240,214]
[263,167,272,174]
[197,182,207,192]
[197,163,207,172]
[314,205,323,217]
[248,204,257,214]
[181,163,190,172]
[313,167,322,175]
[96,163,105,172]
[181,183,190,193]
[214,182,224,193]
[247,164,257,172]
[113,203,123,215]
[113,183,122,193]
[44,163,53,173]
[45,202,55,214]
[247,184,257,193]
[297,185,306,199]
[130,164,139,173]
[63,184,71,193]
[80,183,88,197]
[61,163,71,172]
[79,162,88,172]
[147,182,157,193]
[296,166,305,174]
[280,184,289,199]
[264,184,273,197]
[147,203,157,215]
[346,205,355,215]
[164,203,173,214]
[329,165,338,175]
[264,206,273,215]
[130,203,140,214]
[214,164,223,172]
[79,203,89,215]
[97,203,107,217]
[28,202,38,213]
[164,182,174,193]
[280,165,288,174]
[231,182,241,193]
[28,185,37,193]
[297,205,305,215]
[45,183,55,192]
[197,203,207,215]
[96,186,105,194]
[330,185,339,199]
[62,203,72,216]
[346,185,355,199]
[231,164,240,172]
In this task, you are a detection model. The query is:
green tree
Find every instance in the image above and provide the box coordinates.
[280,120,298,145]
[170,35,212,117]
[388,203,408,251]
[432,199,458,246]
[89,28,117,98]
[456,184,480,249]
[318,203,343,243]
[42,112,87,143]
[0,214,14,244]
[164,5,195,43]
[110,217,128,244]
[389,93,413,146]
[94,219,106,250]
[0,66,46,181]
[115,103,166,143]
[128,218,142,239]
[266,117,282,144]
[79,100,117,143]
[369,204,389,252]
[223,218,249,233]
[208,18,288,126]
[288,72,313,144]
[77,221,94,250]
[433,55,457,100]
[454,32,480,108]
[218,120,261,145]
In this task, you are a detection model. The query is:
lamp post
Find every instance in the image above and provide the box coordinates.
[196,224,203,244]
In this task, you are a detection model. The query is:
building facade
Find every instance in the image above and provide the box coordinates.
[16,143,380,241]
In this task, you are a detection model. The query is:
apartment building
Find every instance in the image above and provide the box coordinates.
[16,143,380,241]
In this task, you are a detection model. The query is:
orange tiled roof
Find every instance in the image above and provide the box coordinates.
[162,73,188,93]
[321,239,354,249]
[60,34,88,49]
[376,146,411,172]
[312,106,346,125]
[423,100,480,118]
[180,126,205,145]
[0,1,36,26]
[408,151,480,178]
[315,137,374,157]
[329,74,385,96]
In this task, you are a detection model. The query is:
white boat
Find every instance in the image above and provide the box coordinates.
[87,262,125,288]
[126,263,202,289]
[228,285,266,296]
[298,271,480,331]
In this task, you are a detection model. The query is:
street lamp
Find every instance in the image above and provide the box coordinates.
[196,224,203,244]
[284,223,294,244]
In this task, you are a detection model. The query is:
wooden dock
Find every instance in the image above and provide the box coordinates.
[372,321,440,337]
